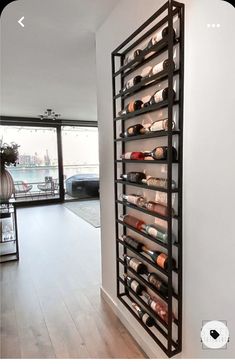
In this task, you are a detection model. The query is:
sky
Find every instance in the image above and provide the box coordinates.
[0,125,99,165]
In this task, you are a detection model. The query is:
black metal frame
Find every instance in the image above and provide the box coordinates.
[0,116,98,207]
[112,0,184,357]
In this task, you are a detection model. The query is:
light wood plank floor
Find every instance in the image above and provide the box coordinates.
[0,204,147,359]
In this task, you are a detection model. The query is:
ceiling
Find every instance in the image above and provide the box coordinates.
[0,0,119,120]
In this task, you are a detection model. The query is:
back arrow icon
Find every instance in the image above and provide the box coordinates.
[18,16,24,27]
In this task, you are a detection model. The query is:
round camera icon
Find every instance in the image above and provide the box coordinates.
[201,321,229,349]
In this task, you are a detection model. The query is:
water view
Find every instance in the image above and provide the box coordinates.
[9,165,99,191]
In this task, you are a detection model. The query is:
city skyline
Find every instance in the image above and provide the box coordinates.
[0,125,99,167]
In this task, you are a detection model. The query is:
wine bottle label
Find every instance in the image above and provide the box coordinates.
[150,119,169,132]
[127,126,135,136]
[153,147,164,159]
[128,101,135,113]
[148,275,162,290]
[146,177,167,188]
[141,66,152,78]
[155,191,167,206]
[127,195,139,205]
[152,60,165,75]
[130,280,139,292]
[123,152,132,159]
[125,236,142,250]
[152,30,162,45]
[142,95,151,104]
[154,90,164,103]
[126,78,134,89]
[146,226,165,242]
[142,313,151,325]
[150,300,158,311]
[129,258,141,271]
[156,253,167,269]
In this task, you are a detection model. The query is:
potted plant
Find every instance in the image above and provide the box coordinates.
[0,142,19,201]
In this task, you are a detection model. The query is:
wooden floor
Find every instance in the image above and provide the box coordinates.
[0,204,147,359]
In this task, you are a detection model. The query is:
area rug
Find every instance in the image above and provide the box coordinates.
[63,200,100,228]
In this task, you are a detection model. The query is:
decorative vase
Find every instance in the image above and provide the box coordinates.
[0,167,15,202]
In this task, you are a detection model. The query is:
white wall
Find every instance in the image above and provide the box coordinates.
[96,0,235,358]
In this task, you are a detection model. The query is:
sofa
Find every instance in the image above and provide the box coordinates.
[65,174,99,199]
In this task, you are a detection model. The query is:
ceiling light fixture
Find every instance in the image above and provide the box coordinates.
[39,108,61,120]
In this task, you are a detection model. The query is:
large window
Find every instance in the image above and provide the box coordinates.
[0,125,59,202]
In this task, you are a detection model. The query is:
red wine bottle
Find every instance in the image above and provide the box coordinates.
[120,171,146,183]
[121,152,145,160]
[132,302,154,327]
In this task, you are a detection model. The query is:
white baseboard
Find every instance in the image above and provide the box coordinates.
[100,286,160,359]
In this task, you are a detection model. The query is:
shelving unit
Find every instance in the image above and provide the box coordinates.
[112,0,184,357]
[0,200,19,263]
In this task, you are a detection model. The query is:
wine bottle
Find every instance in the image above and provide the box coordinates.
[146,146,177,161]
[122,235,144,252]
[121,151,145,160]
[142,95,152,108]
[144,224,168,243]
[132,302,154,327]
[122,215,145,231]
[119,123,146,138]
[124,49,142,65]
[149,118,175,132]
[151,59,175,76]
[142,176,176,189]
[120,172,146,184]
[122,75,142,93]
[118,100,143,116]
[147,272,168,297]
[121,194,146,208]
[149,87,176,105]
[122,215,169,243]
[146,27,176,50]
[144,201,169,217]
[142,246,176,269]
[142,291,170,323]
[123,273,144,295]
[141,65,153,78]
[123,254,146,274]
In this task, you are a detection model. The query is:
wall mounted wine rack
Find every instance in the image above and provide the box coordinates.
[112,0,184,357]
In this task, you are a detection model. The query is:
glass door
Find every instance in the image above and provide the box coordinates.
[61,126,99,200]
[0,125,60,203]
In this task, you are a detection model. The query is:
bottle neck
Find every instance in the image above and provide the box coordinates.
[142,245,154,255]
